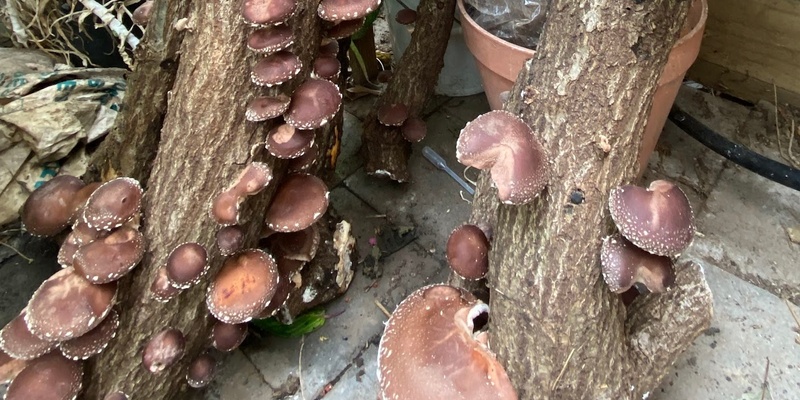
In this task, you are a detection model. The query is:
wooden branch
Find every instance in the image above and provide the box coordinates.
[360,0,455,182]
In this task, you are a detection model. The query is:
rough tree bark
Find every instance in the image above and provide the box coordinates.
[80,0,349,398]
[361,0,455,182]
[466,1,714,398]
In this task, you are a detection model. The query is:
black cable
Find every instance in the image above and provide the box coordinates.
[668,106,800,192]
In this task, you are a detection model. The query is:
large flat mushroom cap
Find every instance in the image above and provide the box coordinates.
[206,249,279,324]
[264,173,329,233]
[25,268,117,341]
[246,95,292,122]
[83,177,143,231]
[59,309,120,360]
[251,51,302,87]
[284,79,342,130]
[318,0,381,22]
[608,179,695,257]
[600,234,675,293]
[0,310,56,360]
[246,25,294,54]
[265,124,316,159]
[22,175,85,237]
[378,284,518,400]
[5,352,83,400]
[73,226,145,283]
[242,0,297,26]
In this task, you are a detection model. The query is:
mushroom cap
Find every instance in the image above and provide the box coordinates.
[206,249,279,324]
[210,190,241,226]
[287,143,319,172]
[246,95,292,122]
[395,8,417,25]
[242,0,297,26]
[284,78,342,130]
[608,180,695,257]
[211,321,248,352]
[4,352,83,400]
[251,51,302,87]
[318,38,339,57]
[131,0,154,26]
[270,224,320,262]
[21,175,85,236]
[142,328,185,373]
[103,392,129,400]
[216,225,245,256]
[325,17,366,39]
[186,353,217,388]
[150,266,181,303]
[73,226,145,283]
[312,55,341,81]
[377,103,408,126]
[59,309,119,360]
[264,173,329,233]
[318,0,380,22]
[233,162,274,196]
[401,117,427,143]
[265,124,316,159]
[456,110,550,205]
[68,182,102,224]
[83,177,143,231]
[600,234,676,293]
[57,232,81,268]
[25,268,117,341]
[0,349,28,384]
[246,25,294,54]
[446,224,490,280]
[166,242,209,289]
[378,284,518,400]
[0,310,56,360]
[257,257,302,318]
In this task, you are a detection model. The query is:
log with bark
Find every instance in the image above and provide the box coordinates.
[361,0,456,182]
[460,0,714,398]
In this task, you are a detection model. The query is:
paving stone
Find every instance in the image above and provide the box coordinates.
[332,112,365,187]
[0,234,61,326]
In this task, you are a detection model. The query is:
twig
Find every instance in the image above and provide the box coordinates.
[5,0,29,44]
[785,298,800,331]
[0,241,33,264]
[374,299,392,318]
[299,335,306,400]
[77,0,140,49]
[760,357,771,400]
[550,347,578,392]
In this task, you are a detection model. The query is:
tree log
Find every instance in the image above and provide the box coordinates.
[467,1,714,398]
[361,0,455,182]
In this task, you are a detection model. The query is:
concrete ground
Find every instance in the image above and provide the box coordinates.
[1,87,798,399]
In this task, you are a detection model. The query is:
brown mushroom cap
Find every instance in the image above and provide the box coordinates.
[186,353,217,388]
[4,352,83,400]
[246,25,294,54]
[287,143,319,172]
[0,349,28,384]
[270,224,320,262]
[242,0,297,26]
[246,95,292,122]
[264,173,329,232]
[210,190,241,226]
[284,78,342,130]
[378,284,518,400]
[395,8,417,25]
[233,162,274,196]
[59,309,119,360]
[21,175,85,236]
[446,224,490,280]
[251,51,302,87]
[131,0,154,26]
[206,249,279,324]
[142,328,185,373]
[318,0,380,22]
[211,321,248,352]
[69,182,102,223]
[608,180,695,257]
[377,103,409,127]
[600,234,676,293]
[325,17,366,39]
[83,177,143,231]
[25,268,117,341]
[318,38,339,57]
[0,310,56,360]
[166,242,209,289]
[401,117,427,143]
[216,225,245,256]
[265,123,316,159]
[456,110,550,205]
[57,232,82,268]
[312,55,341,81]
[257,257,302,318]
[150,266,181,303]
[73,226,145,283]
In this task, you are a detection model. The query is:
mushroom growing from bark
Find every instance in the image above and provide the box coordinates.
[378,284,517,400]
[73,226,146,283]
[150,267,181,303]
[377,103,409,127]
[456,110,550,205]
[59,309,120,360]
[242,0,297,26]
[608,179,695,257]
[264,173,329,232]
[600,234,676,293]
[206,249,279,324]
[265,123,316,159]
[211,320,248,352]
[4,352,83,400]
[83,177,143,231]
[318,0,380,22]
[401,117,427,143]
[251,51,302,87]
[21,175,85,236]
[142,328,186,373]
[245,95,292,122]
[446,224,491,280]
[166,242,209,289]
[284,78,342,130]
[216,225,245,256]
[246,25,294,54]
[186,353,217,388]
[0,310,56,360]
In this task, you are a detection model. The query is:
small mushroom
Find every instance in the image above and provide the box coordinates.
[150,266,181,303]
[456,110,550,205]
[4,352,83,400]
[251,51,302,88]
[132,0,154,26]
[186,353,217,388]
[378,284,518,400]
[287,143,319,172]
[0,310,56,360]
[246,95,292,122]
[21,175,85,236]
[206,249,279,324]
[216,225,245,256]
[166,242,209,289]
[600,234,676,293]
[270,225,320,262]
[264,173,329,233]
[247,25,294,54]
[210,190,241,226]
[284,78,342,130]
[242,0,297,26]
[59,310,120,360]
[72,226,145,283]
[318,0,380,22]
[233,162,274,196]
[83,177,143,231]
[377,103,408,127]
[257,257,302,318]
[312,55,341,81]
[318,38,339,57]
[395,8,417,25]
[446,224,490,280]
[142,328,185,373]
[211,321,248,352]
[265,124,316,159]
[401,117,427,143]
[608,179,695,257]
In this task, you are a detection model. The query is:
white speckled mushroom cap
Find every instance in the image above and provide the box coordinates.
[247,25,294,54]
[73,226,145,284]
[211,320,248,352]
[0,310,56,360]
[318,0,380,22]
[141,328,185,373]
[242,0,297,26]
[265,124,316,159]
[600,234,675,293]
[284,79,342,130]
[59,309,120,360]
[166,242,209,289]
[264,174,329,233]
[83,177,143,231]
[186,353,217,388]
[245,95,291,122]
[608,179,695,257]
[251,51,302,87]
[377,284,518,400]
[5,352,83,400]
[206,249,278,324]
[21,175,86,237]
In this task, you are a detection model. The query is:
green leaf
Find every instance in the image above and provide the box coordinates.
[251,308,327,337]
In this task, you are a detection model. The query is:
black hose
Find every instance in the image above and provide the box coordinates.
[668,106,800,192]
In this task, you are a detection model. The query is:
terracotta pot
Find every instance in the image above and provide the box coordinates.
[458,0,708,173]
